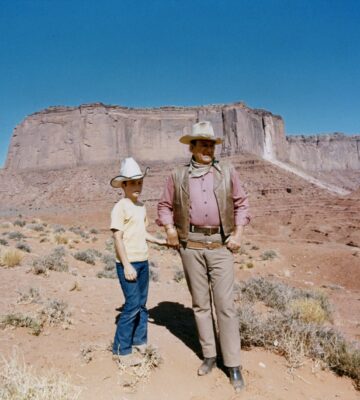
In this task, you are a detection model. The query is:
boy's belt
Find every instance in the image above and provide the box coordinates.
[186,240,223,250]
[189,224,221,235]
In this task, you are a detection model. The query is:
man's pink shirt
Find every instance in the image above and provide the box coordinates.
[157,167,250,227]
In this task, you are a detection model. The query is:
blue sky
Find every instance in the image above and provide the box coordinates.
[1,0,359,167]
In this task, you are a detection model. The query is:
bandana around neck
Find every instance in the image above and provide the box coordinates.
[189,158,217,178]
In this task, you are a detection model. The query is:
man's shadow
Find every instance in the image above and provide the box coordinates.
[148,301,202,358]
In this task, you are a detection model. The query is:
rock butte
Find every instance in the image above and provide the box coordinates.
[6,102,359,175]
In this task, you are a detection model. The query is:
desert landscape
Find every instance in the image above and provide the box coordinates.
[0,102,359,400]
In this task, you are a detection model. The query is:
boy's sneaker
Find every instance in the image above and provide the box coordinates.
[113,353,143,367]
[132,344,147,355]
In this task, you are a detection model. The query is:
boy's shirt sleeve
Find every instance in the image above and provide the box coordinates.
[110,201,125,231]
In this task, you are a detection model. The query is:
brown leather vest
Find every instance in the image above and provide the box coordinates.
[171,161,235,241]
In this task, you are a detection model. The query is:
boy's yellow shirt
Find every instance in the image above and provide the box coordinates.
[110,198,148,263]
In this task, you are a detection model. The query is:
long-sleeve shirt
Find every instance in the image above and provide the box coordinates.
[157,166,250,227]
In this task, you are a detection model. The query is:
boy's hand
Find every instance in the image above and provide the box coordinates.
[124,264,137,281]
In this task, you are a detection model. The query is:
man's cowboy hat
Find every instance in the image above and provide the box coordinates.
[179,121,223,145]
[110,157,149,188]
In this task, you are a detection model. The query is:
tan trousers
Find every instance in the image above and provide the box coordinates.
[179,233,241,367]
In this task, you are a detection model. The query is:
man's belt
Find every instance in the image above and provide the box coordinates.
[186,240,223,250]
[189,224,221,235]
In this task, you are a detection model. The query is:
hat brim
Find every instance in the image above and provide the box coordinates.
[179,135,223,145]
[110,168,149,188]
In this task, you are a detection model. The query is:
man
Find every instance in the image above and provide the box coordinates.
[157,121,250,392]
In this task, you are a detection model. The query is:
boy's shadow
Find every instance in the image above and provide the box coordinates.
[148,301,202,358]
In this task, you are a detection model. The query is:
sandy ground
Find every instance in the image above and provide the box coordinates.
[0,215,359,400]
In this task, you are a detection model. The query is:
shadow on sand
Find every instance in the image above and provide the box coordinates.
[148,301,202,358]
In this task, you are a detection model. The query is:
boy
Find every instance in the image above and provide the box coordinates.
[110,157,166,366]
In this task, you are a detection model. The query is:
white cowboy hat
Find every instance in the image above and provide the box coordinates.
[179,121,223,145]
[110,157,149,188]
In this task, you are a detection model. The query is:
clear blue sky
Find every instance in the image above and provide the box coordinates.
[1,0,359,167]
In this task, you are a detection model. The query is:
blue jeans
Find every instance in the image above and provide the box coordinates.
[113,260,149,355]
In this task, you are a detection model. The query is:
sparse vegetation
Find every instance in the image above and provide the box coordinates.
[261,249,277,260]
[27,223,45,232]
[237,277,359,388]
[69,226,89,238]
[13,219,26,227]
[73,249,96,265]
[15,242,31,253]
[115,346,162,391]
[52,224,66,233]
[32,246,68,274]
[0,313,43,336]
[0,352,81,399]
[40,299,72,328]
[7,231,25,241]
[149,261,160,282]
[54,233,69,245]
[0,238,8,246]
[173,268,185,283]
[17,287,41,304]
[90,228,99,234]
[97,253,116,279]
[0,249,23,268]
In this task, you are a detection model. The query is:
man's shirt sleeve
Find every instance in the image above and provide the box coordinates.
[157,175,175,226]
[231,168,251,226]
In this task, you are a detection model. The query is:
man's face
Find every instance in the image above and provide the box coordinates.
[190,140,216,165]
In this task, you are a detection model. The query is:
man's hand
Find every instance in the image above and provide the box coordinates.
[165,225,180,249]
[226,226,244,253]
[124,264,137,281]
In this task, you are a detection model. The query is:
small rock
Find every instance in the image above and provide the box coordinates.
[259,362,266,368]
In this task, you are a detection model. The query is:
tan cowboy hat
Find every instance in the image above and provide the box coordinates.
[179,121,223,145]
[110,157,149,188]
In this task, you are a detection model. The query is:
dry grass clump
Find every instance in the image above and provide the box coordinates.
[0,352,81,399]
[52,224,66,233]
[32,246,68,274]
[0,313,43,336]
[0,238,9,246]
[237,277,359,388]
[115,346,162,392]
[69,226,89,238]
[0,249,24,268]
[0,222,13,229]
[54,233,69,245]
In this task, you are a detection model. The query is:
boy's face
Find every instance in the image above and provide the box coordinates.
[122,178,143,201]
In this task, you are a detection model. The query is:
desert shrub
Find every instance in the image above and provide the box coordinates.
[69,226,89,238]
[261,249,277,260]
[27,223,44,232]
[173,268,185,283]
[237,277,359,388]
[0,313,43,336]
[52,224,66,233]
[149,260,160,282]
[0,352,81,399]
[90,228,99,234]
[13,219,26,227]
[0,222,12,229]
[97,253,116,279]
[17,287,41,304]
[0,249,23,268]
[115,345,162,391]
[251,245,259,250]
[15,242,31,253]
[105,237,115,253]
[7,231,25,241]
[40,299,72,327]
[54,233,68,245]
[73,249,96,265]
[0,238,8,246]
[32,247,68,274]
[97,269,117,279]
